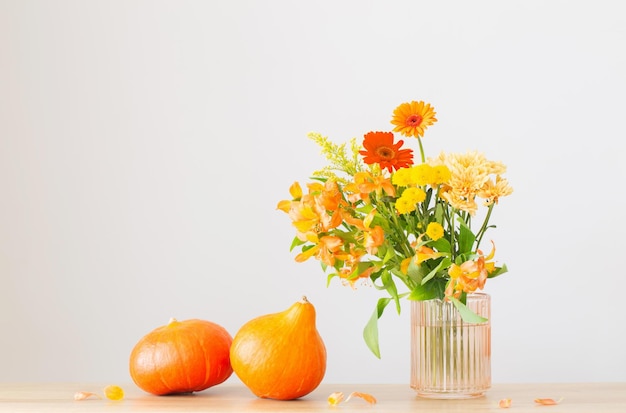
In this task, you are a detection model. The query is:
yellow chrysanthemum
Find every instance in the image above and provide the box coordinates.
[409,164,434,186]
[395,197,417,214]
[401,187,426,204]
[391,101,437,138]
[430,165,451,185]
[391,167,412,187]
[426,222,444,241]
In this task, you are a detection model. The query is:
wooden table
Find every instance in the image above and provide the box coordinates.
[1,382,625,412]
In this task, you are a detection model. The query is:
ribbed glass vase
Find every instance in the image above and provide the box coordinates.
[410,293,491,399]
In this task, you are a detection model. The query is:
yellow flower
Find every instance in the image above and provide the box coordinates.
[391,168,412,187]
[395,187,426,214]
[409,164,434,186]
[395,197,416,214]
[391,101,437,138]
[430,165,451,185]
[401,187,426,204]
[426,222,444,241]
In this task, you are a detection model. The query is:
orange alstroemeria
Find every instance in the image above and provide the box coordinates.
[288,203,321,240]
[399,245,442,275]
[364,225,384,255]
[295,235,344,267]
[276,181,304,213]
[278,179,348,243]
[316,180,347,231]
[416,245,441,264]
[308,180,342,212]
[336,252,376,288]
[445,241,496,298]
[345,171,395,203]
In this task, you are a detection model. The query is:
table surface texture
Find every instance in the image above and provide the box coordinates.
[1,382,625,413]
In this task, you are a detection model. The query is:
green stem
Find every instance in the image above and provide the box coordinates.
[373,194,413,258]
[389,209,414,258]
[448,207,458,261]
[417,137,426,163]
[474,203,495,249]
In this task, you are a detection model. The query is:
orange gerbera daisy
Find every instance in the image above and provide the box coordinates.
[391,101,437,138]
[359,131,413,173]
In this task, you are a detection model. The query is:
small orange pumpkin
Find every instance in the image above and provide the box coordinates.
[230,296,327,400]
[129,318,233,395]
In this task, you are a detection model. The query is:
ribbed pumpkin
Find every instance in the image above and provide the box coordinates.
[129,318,233,395]
[230,296,327,400]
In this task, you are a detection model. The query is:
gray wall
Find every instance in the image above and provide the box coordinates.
[1,0,624,384]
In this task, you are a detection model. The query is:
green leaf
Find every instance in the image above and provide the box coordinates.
[289,236,306,252]
[488,263,508,278]
[380,270,402,314]
[408,278,446,301]
[449,296,488,323]
[434,202,445,222]
[382,245,396,264]
[457,219,476,254]
[347,261,373,280]
[363,298,392,359]
[326,272,338,287]
[430,237,451,253]
[420,257,451,284]
[407,258,422,284]
[355,203,374,214]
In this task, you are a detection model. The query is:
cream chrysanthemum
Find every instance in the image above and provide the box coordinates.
[430,151,512,215]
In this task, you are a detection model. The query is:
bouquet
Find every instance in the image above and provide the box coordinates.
[277,101,513,357]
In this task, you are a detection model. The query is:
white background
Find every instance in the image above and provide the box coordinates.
[1,0,625,385]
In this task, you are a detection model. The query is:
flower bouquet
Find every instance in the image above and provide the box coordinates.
[277,101,513,358]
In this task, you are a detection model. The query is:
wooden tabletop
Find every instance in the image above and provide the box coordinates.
[1,382,625,412]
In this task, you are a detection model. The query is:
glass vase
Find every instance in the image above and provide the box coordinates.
[410,293,491,399]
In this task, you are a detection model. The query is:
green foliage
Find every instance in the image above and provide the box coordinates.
[279,105,513,359]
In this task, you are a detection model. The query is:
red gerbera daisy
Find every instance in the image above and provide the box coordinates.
[359,131,413,172]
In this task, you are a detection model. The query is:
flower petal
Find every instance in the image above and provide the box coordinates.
[74,391,101,401]
[289,181,302,199]
[534,397,562,405]
[346,391,377,404]
[499,398,512,408]
[327,391,344,406]
[103,385,124,401]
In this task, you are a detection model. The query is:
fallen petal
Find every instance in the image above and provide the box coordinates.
[346,391,377,405]
[74,391,101,401]
[328,391,345,406]
[499,398,512,408]
[103,385,125,401]
[534,397,563,405]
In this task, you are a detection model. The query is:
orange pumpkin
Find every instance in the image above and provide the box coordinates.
[129,318,233,395]
[230,296,327,400]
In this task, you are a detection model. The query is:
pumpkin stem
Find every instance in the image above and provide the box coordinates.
[168,317,178,326]
[300,296,309,304]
